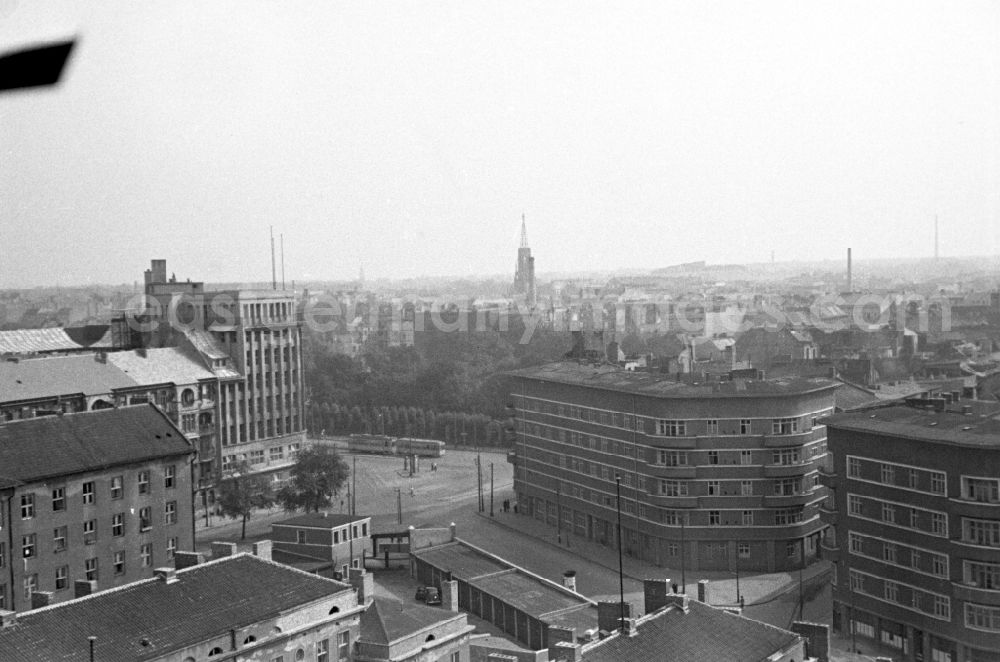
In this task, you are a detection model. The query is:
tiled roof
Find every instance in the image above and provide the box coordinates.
[0,554,354,662]
[583,600,800,662]
[0,405,193,488]
[107,347,216,385]
[508,361,839,398]
[0,327,111,354]
[359,597,461,644]
[274,513,370,529]
[0,354,138,404]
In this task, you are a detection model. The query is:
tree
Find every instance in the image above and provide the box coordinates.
[217,462,275,540]
[277,445,350,513]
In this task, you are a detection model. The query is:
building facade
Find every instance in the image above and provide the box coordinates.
[272,513,372,578]
[823,397,1000,662]
[508,362,837,572]
[0,406,195,611]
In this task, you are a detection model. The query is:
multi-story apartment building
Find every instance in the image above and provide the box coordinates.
[0,405,194,611]
[127,260,307,486]
[823,396,1000,662]
[507,361,838,572]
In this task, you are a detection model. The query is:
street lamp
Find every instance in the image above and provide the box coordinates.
[614,475,625,631]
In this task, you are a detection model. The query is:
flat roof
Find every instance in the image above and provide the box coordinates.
[412,543,508,581]
[508,362,838,399]
[274,513,371,529]
[470,571,591,619]
[826,401,1000,447]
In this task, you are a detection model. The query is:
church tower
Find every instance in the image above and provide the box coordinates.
[513,214,536,307]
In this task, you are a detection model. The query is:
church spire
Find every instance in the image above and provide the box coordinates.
[520,213,529,248]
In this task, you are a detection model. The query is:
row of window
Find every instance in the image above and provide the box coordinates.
[18,469,175,519]
[657,478,818,498]
[223,443,300,471]
[846,455,947,495]
[847,494,948,536]
[14,505,179,560]
[847,532,949,578]
[849,569,951,621]
[222,415,302,448]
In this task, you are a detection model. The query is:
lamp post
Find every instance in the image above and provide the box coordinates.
[615,475,625,631]
[735,543,741,605]
[490,462,495,517]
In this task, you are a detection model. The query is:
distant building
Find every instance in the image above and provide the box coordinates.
[508,361,838,572]
[0,406,194,611]
[823,396,1000,662]
[271,513,372,577]
[0,551,364,661]
[513,216,536,308]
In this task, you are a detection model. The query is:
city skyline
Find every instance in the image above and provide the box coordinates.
[2,1,998,288]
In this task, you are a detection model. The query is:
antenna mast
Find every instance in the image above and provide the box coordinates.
[280,233,286,290]
[270,226,277,290]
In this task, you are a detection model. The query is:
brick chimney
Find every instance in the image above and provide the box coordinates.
[74,580,98,598]
[0,610,16,628]
[597,601,632,634]
[349,568,374,606]
[30,591,53,609]
[173,551,204,569]
[154,567,178,585]
[563,570,577,592]
[697,579,711,603]
[211,542,237,559]
[441,580,459,612]
[253,540,273,561]
[643,578,671,614]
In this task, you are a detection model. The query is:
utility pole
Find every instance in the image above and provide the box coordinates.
[556,483,562,544]
[396,488,402,525]
[490,462,495,517]
[352,455,357,516]
[681,514,687,594]
[735,543,741,605]
[477,440,484,513]
[615,475,625,631]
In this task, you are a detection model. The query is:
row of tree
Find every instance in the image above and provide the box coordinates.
[307,402,510,446]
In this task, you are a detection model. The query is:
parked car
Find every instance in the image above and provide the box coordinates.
[425,587,441,606]
[415,586,428,601]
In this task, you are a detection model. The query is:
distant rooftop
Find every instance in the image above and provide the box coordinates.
[274,512,371,529]
[508,361,839,399]
[826,399,1000,447]
[0,326,112,354]
[0,554,354,662]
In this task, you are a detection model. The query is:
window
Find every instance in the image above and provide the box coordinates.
[112,550,125,575]
[707,481,720,496]
[20,494,34,519]
[658,450,688,466]
[742,510,753,526]
[84,519,97,545]
[849,532,863,553]
[850,570,863,592]
[51,487,65,512]
[82,481,95,505]
[139,506,152,531]
[849,495,863,516]
[0,542,4,568]
[933,596,950,619]
[883,543,897,563]
[55,565,68,590]
[22,534,36,558]
[739,419,751,435]
[659,480,688,497]
[338,631,350,659]
[709,511,720,525]
[963,477,1000,503]
[931,513,947,536]
[847,457,861,478]
[741,480,753,496]
[963,518,1000,547]
[708,451,719,465]
[932,555,947,577]
[53,526,67,552]
[317,639,329,662]
[450,653,460,662]
[772,418,799,435]
[880,464,895,484]
[23,574,37,600]
[112,513,124,537]
[884,580,899,602]
[930,472,946,495]
[167,537,177,559]
[775,508,803,525]
[965,561,1000,589]
[909,468,919,489]
[786,541,799,558]
[774,478,801,496]
[737,542,750,559]
[772,449,800,465]
[662,510,681,526]
[296,530,307,544]
[85,557,98,581]
[165,501,177,525]
[740,450,752,465]
[269,446,284,461]
[656,420,687,436]
[141,543,152,568]
[138,471,150,494]
[966,603,1000,632]
[165,465,176,489]
[250,449,265,465]
[110,476,123,499]
[881,503,896,524]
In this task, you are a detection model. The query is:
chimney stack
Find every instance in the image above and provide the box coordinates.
[30,591,53,609]
[74,580,98,598]
[0,610,16,628]
[643,578,671,614]
[211,542,237,559]
[173,551,204,570]
[441,579,459,612]
[253,540,273,562]
[154,567,178,584]
[563,570,577,592]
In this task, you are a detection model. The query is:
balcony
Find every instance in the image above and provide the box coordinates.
[764,492,815,508]
[646,465,697,479]
[649,495,699,509]
[763,462,812,478]
[819,500,837,525]
[762,428,824,448]
[646,436,697,449]
[948,498,1000,519]
[817,466,837,488]
[952,582,1000,606]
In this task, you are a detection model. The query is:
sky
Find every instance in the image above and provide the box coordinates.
[1,1,998,287]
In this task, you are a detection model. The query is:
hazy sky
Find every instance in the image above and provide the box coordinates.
[1,1,998,287]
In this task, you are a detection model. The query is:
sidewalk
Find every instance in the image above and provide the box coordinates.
[478,509,831,608]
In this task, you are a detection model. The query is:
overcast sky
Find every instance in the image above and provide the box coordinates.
[1,1,998,287]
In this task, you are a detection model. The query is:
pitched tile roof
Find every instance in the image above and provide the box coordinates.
[0,327,112,354]
[0,554,355,662]
[359,597,463,644]
[583,600,800,662]
[0,354,138,404]
[0,405,193,488]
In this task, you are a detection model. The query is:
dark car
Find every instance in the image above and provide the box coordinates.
[425,587,441,606]
[415,586,428,601]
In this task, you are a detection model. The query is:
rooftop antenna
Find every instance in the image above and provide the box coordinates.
[280,233,286,290]
[270,226,277,290]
